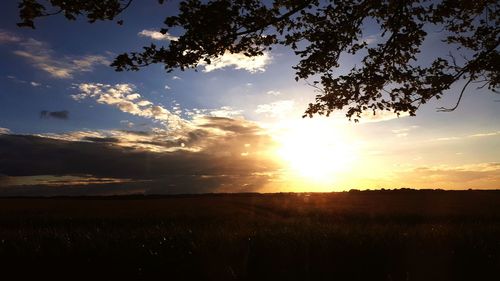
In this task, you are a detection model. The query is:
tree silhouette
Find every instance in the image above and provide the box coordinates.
[18,0,499,121]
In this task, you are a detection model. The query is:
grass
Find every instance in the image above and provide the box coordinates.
[0,190,499,280]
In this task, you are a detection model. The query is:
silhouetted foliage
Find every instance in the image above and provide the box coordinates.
[18,0,500,120]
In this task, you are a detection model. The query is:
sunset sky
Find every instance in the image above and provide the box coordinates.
[0,1,499,196]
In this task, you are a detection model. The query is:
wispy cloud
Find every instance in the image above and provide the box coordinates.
[434,136,461,141]
[431,130,500,142]
[138,29,178,41]
[469,131,500,138]
[5,31,110,79]
[14,43,110,78]
[266,90,281,96]
[120,120,135,128]
[0,30,21,43]
[391,126,419,138]
[394,132,408,138]
[255,100,295,118]
[6,75,27,84]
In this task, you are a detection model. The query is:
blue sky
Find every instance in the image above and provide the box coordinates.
[0,1,499,195]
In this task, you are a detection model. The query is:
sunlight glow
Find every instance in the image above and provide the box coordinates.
[271,118,359,187]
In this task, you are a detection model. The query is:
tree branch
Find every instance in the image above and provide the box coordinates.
[235,2,312,36]
[39,9,63,18]
[436,77,473,112]
[117,0,134,14]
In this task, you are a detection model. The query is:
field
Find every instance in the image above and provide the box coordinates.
[0,190,499,280]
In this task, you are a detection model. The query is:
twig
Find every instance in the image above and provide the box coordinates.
[436,78,472,112]
[117,0,134,14]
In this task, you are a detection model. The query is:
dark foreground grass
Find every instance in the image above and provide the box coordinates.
[0,190,499,280]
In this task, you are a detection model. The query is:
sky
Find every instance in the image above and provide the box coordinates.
[0,1,499,196]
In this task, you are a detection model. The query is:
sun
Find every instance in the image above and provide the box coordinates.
[272,118,358,185]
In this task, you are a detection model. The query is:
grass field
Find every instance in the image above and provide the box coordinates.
[0,190,499,280]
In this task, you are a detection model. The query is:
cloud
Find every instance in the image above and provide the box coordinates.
[391,126,418,138]
[201,51,272,73]
[71,55,110,72]
[430,130,500,142]
[72,83,187,130]
[0,127,10,134]
[9,35,109,79]
[182,106,245,119]
[6,75,28,84]
[0,116,280,195]
[434,136,461,141]
[393,163,500,189]
[360,110,410,123]
[266,90,281,96]
[137,30,270,73]
[255,100,295,118]
[0,30,21,43]
[68,82,255,156]
[137,100,153,106]
[0,175,134,188]
[120,120,135,128]
[30,81,41,87]
[172,76,182,80]
[81,136,120,143]
[40,110,69,120]
[138,29,178,41]
[362,34,378,45]
[164,84,171,90]
[137,29,270,73]
[468,131,500,138]
[352,163,500,190]
[208,106,244,118]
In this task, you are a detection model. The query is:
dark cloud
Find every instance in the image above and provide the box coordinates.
[135,129,210,149]
[0,134,220,179]
[119,130,152,136]
[199,117,261,134]
[0,174,274,197]
[0,117,281,195]
[0,182,146,197]
[40,110,69,120]
[82,136,120,143]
